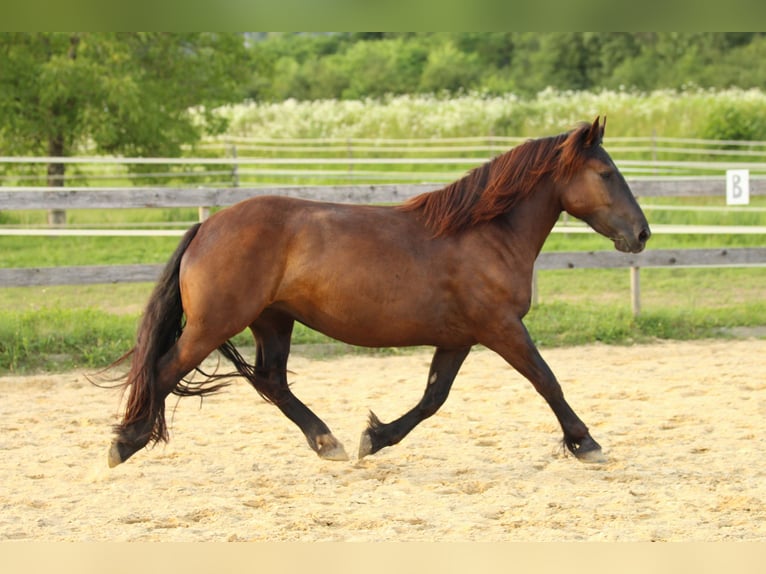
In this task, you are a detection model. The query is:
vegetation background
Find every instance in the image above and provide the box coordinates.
[244,32,766,102]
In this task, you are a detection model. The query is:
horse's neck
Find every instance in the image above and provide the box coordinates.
[503,180,563,257]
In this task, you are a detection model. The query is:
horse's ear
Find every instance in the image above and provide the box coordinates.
[584,116,604,147]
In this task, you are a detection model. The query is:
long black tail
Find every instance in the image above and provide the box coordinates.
[115,223,213,445]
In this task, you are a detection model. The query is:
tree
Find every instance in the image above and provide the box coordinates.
[0,33,251,223]
[339,38,427,99]
[453,32,515,69]
[419,41,481,94]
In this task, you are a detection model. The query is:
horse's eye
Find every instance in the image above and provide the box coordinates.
[599,171,613,181]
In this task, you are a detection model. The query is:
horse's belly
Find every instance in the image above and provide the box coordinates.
[273,294,473,349]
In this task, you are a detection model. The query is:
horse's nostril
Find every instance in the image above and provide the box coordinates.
[638,227,651,243]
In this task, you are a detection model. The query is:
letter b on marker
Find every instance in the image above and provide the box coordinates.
[726,169,750,205]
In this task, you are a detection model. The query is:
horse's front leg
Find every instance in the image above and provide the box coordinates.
[358,346,471,458]
[482,318,606,463]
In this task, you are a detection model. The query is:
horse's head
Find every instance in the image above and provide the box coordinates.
[558,117,651,253]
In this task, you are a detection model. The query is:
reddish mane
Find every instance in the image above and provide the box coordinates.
[399,122,599,236]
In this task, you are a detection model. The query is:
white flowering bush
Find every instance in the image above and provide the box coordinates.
[216,88,766,141]
[197,88,766,185]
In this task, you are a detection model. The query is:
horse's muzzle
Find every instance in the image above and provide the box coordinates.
[615,225,651,253]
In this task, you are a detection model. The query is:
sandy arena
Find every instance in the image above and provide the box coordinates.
[1,338,764,541]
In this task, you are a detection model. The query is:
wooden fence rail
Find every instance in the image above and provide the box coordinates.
[3,247,764,289]
[0,184,434,210]
[2,178,766,212]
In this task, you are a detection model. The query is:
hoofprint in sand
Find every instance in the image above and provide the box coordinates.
[1,339,764,541]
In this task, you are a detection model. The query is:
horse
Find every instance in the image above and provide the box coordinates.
[107,117,650,468]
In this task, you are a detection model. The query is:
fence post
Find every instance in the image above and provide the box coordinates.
[47,157,67,226]
[630,266,641,317]
[230,143,239,188]
[347,138,354,177]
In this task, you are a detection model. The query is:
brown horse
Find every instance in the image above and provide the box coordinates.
[108,117,650,468]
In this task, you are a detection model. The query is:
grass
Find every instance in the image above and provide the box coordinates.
[526,302,766,347]
[0,306,337,374]
[0,308,138,373]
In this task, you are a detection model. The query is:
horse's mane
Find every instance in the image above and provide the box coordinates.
[399,122,599,237]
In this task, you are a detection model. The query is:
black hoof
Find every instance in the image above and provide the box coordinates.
[576,447,607,463]
[567,435,607,464]
[358,411,386,458]
[358,430,374,459]
[108,440,140,468]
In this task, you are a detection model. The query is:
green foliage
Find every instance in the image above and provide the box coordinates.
[341,38,428,99]
[0,33,251,181]
[698,99,766,142]
[252,37,430,101]
[419,42,481,94]
[243,33,766,102]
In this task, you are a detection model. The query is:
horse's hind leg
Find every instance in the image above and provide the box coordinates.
[243,310,349,461]
[359,346,470,458]
[110,324,225,466]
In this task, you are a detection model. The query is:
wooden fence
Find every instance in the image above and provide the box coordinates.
[4,135,766,188]
[2,177,766,213]
[2,180,765,316]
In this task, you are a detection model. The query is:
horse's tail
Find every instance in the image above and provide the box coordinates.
[114,223,203,448]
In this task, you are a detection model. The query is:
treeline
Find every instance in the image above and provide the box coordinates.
[245,32,766,101]
[3,32,766,173]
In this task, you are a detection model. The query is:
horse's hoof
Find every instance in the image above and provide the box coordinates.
[576,448,607,464]
[108,441,123,468]
[315,434,349,461]
[358,430,373,459]
[318,444,349,461]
